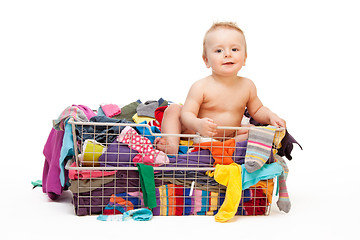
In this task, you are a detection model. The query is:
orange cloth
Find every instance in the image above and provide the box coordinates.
[253,179,274,204]
[193,139,236,165]
[109,194,135,211]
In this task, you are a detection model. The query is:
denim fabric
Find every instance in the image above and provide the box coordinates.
[75,116,128,144]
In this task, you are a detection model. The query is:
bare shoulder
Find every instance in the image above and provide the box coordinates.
[238,76,257,93]
[185,77,209,101]
[238,76,255,86]
[183,77,211,111]
[188,76,212,93]
[192,76,213,87]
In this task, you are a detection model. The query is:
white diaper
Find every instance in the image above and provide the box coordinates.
[191,136,220,144]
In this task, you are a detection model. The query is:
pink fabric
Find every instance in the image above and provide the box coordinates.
[77,105,97,119]
[42,128,65,200]
[68,162,117,180]
[54,105,96,131]
[101,104,122,118]
[193,190,203,214]
[117,126,169,166]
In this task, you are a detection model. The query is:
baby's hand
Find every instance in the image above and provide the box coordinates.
[197,118,217,137]
[269,115,286,128]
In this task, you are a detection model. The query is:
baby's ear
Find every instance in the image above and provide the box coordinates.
[203,55,211,68]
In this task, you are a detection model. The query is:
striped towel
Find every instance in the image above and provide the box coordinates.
[152,184,252,216]
[101,185,266,216]
[53,105,89,130]
[153,184,221,216]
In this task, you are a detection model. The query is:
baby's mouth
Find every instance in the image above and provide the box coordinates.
[223,62,234,65]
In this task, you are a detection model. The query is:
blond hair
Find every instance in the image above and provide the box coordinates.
[202,21,247,58]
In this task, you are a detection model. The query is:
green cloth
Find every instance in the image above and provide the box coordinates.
[113,101,140,122]
[31,180,42,189]
[136,163,157,209]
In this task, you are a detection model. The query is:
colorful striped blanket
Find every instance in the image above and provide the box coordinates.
[103,184,270,216]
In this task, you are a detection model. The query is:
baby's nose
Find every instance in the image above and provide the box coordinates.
[224,49,232,57]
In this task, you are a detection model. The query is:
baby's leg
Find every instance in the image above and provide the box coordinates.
[155,104,183,155]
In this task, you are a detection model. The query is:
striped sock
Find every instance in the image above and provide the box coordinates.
[275,155,291,213]
[245,126,276,173]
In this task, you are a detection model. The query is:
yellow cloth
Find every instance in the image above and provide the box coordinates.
[82,140,105,166]
[271,129,286,156]
[206,192,219,216]
[273,129,286,149]
[179,139,193,146]
[132,113,155,124]
[212,163,242,222]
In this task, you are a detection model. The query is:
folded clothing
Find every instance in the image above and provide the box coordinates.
[136,100,159,118]
[101,183,272,217]
[113,101,140,122]
[53,105,95,131]
[80,139,106,166]
[101,104,122,118]
[68,162,116,180]
[70,170,163,216]
[75,116,128,144]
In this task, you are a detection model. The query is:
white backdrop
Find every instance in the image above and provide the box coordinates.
[1,0,359,239]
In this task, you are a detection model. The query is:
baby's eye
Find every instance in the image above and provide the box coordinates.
[232,48,239,52]
[215,49,223,53]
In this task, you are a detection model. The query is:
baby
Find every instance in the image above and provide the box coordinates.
[156,22,286,154]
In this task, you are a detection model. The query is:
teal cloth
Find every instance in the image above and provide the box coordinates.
[59,122,75,187]
[31,180,42,189]
[97,208,153,221]
[137,163,157,209]
[123,208,153,221]
[242,162,283,189]
[135,121,189,155]
[97,215,121,221]
[97,106,106,116]
[135,121,161,144]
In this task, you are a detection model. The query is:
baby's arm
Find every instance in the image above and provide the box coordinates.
[181,81,217,137]
[246,80,286,128]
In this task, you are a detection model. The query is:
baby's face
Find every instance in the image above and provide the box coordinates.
[203,28,247,77]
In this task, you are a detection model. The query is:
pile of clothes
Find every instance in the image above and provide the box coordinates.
[41,99,302,221]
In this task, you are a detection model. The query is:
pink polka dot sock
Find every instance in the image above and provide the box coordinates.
[118,126,169,166]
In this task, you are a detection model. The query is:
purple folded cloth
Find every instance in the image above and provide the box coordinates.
[98,140,274,168]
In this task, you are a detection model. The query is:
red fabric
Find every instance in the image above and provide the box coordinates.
[243,189,268,215]
[154,106,168,130]
[175,186,184,216]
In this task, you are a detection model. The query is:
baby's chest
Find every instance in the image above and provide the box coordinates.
[205,86,247,106]
[202,93,247,112]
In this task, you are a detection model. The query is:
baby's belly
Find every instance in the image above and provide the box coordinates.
[203,112,243,138]
[207,111,242,126]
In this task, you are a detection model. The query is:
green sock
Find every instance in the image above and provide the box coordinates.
[137,163,157,209]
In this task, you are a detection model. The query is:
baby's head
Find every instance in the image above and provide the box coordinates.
[202,21,247,60]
